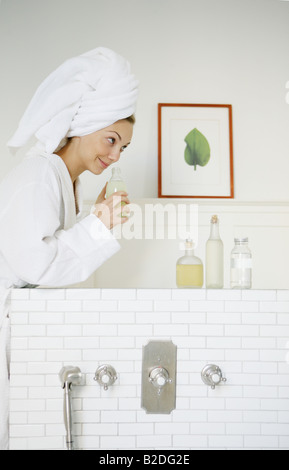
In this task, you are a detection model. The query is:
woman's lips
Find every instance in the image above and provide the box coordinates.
[98,158,109,169]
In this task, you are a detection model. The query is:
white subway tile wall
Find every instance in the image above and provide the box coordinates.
[9,288,289,450]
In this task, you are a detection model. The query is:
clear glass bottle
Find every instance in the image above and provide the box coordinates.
[206,215,224,289]
[105,167,127,199]
[176,239,204,288]
[230,238,252,289]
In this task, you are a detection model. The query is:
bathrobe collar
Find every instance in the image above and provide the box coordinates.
[35,149,83,230]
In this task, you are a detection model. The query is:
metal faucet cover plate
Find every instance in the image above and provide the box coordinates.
[141,340,177,414]
[94,364,117,390]
[201,364,226,389]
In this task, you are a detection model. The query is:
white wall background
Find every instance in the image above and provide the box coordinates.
[1,0,289,202]
[88,201,289,290]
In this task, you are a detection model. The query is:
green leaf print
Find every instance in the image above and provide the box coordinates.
[184,128,211,171]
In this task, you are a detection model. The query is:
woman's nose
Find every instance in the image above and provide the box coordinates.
[108,148,121,162]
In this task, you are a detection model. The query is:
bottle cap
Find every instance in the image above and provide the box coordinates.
[186,239,194,248]
[211,215,219,224]
[234,237,248,243]
[179,239,195,250]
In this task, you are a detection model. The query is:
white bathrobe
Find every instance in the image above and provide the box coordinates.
[0,150,120,449]
[0,148,120,288]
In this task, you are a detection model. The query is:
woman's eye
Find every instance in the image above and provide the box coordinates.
[108,137,115,145]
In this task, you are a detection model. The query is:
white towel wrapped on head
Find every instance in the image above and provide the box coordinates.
[7,47,138,154]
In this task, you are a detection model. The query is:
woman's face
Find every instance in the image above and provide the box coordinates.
[76,119,134,175]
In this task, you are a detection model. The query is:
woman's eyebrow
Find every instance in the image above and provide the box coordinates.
[110,130,122,140]
[108,130,131,146]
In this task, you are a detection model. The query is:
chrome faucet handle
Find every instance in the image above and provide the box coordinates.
[201,364,227,390]
[94,364,117,391]
[149,366,172,395]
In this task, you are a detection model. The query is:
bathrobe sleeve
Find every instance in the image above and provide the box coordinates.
[0,182,120,286]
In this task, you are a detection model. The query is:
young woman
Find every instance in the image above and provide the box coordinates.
[0,47,138,449]
[0,47,138,289]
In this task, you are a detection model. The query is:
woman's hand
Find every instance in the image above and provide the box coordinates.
[92,184,130,230]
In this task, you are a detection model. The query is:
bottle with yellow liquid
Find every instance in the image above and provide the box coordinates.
[176,239,204,288]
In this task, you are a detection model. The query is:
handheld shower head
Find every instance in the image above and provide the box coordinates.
[59,365,83,450]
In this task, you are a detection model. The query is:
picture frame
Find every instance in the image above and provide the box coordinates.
[158,103,234,198]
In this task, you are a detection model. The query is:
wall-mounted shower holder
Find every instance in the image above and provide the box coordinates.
[201,364,227,390]
[94,364,117,391]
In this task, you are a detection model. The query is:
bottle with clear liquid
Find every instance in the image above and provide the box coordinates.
[105,167,127,199]
[206,215,224,289]
[176,239,204,288]
[230,238,252,289]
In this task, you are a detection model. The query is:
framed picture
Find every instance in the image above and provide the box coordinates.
[158,103,234,198]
